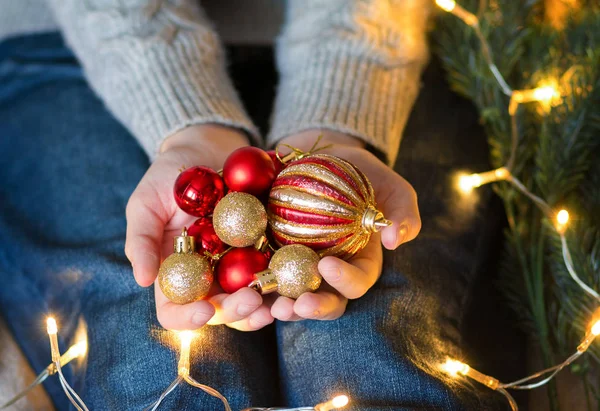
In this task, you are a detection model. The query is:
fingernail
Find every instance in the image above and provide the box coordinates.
[192,311,210,326]
[237,303,256,316]
[397,224,409,247]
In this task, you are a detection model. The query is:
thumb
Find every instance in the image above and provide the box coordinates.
[125,188,169,287]
[378,177,421,250]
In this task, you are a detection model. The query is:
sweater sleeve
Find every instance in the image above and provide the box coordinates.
[48,0,258,160]
[268,0,431,165]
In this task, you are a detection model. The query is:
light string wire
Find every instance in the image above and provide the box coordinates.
[2,324,348,410]
[146,331,349,411]
[46,318,89,411]
[437,1,600,410]
[0,336,87,410]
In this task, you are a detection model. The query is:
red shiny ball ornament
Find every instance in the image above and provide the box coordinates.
[216,247,269,294]
[173,166,225,217]
[188,218,228,256]
[223,147,276,196]
[267,150,286,175]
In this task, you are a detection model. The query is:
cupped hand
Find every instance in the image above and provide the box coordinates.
[269,130,421,322]
[125,125,274,331]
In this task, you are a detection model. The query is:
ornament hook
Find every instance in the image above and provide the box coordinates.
[275,135,334,165]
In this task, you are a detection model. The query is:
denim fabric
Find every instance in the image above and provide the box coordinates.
[0,33,501,410]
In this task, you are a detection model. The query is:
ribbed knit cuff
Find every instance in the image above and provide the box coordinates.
[102,33,259,160]
[268,51,423,165]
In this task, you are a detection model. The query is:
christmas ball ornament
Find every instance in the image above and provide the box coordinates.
[173,166,225,217]
[223,147,276,195]
[213,192,268,247]
[267,150,286,175]
[217,247,269,294]
[251,244,321,299]
[188,218,227,256]
[158,228,213,304]
[267,154,390,260]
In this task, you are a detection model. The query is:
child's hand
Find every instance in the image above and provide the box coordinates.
[269,130,421,322]
[125,125,274,331]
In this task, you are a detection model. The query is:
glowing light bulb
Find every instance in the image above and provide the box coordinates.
[436,0,456,11]
[46,317,61,362]
[177,331,195,376]
[332,395,349,408]
[458,174,480,193]
[556,210,569,226]
[442,359,469,376]
[512,85,559,105]
[47,317,58,335]
[592,320,600,336]
[179,330,194,347]
[532,86,558,102]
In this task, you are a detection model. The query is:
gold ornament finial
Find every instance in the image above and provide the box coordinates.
[174,227,196,253]
[362,206,392,232]
[251,245,321,299]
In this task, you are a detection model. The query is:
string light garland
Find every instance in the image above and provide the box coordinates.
[437,0,600,409]
[146,331,349,411]
[240,394,349,411]
[145,331,232,411]
[442,317,600,411]
[46,317,90,411]
[0,336,87,410]
[3,324,349,410]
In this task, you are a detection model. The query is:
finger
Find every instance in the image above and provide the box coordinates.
[378,179,421,250]
[294,291,348,320]
[226,305,274,332]
[271,296,303,321]
[125,188,170,287]
[319,236,382,299]
[154,284,215,330]
[207,288,263,325]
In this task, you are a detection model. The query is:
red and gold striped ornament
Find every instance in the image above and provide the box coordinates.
[267,154,390,260]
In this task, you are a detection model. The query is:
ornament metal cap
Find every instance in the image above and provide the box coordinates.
[249,270,278,295]
[174,227,196,253]
[362,206,392,232]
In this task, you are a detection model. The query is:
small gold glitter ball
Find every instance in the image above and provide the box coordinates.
[269,244,322,299]
[213,192,268,247]
[158,253,213,304]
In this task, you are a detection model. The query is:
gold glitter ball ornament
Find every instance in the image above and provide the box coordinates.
[213,192,268,247]
[158,228,214,304]
[251,244,322,299]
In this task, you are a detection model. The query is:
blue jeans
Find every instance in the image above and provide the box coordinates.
[0,33,495,410]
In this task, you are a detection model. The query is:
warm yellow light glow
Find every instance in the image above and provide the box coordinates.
[46,317,58,335]
[578,319,600,352]
[332,395,349,408]
[556,210,569,226]
[442,359,470,376]
[532,86,558,102]
[513,85,559,105]
[458,174,480,193]
[591,320,600,336]
[179,330,195,347]
[458,167,509,194]
[177,331,195,376]
[436,0,456,12]
[71,340,88,358]
[46,317,61,362]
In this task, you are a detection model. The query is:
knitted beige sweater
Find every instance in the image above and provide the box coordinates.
[0,0,431,164]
